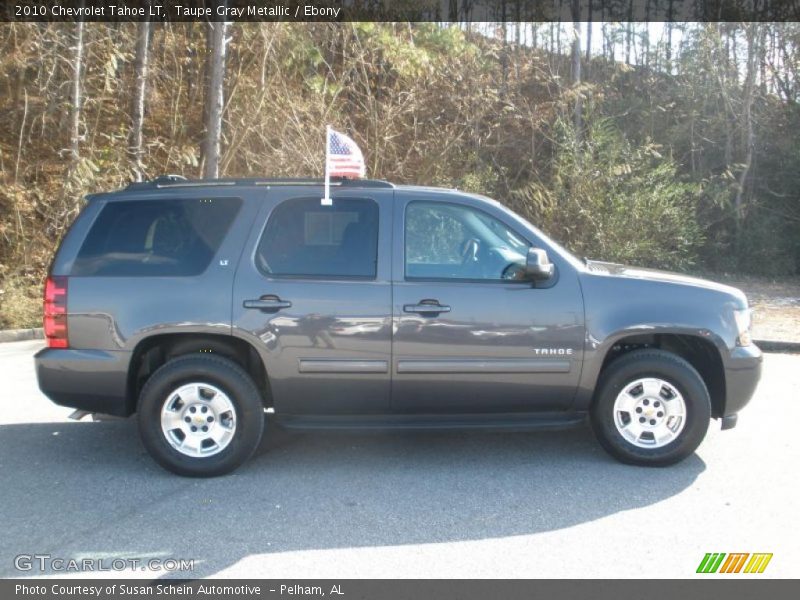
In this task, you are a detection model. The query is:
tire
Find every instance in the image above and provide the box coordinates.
[590,349,711,466]
[137,355,265,477]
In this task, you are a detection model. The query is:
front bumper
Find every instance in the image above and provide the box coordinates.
[35,347,133,417]
[721,343,763,425]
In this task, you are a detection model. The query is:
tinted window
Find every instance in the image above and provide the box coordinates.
[72,198,241,277]
[257,197,378,278]
[405,202,529,281]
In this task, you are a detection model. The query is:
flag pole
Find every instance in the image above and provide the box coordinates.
[322,124,332,206]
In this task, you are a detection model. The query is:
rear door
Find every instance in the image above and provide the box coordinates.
[232,187,393,415]
[391,192,584,414]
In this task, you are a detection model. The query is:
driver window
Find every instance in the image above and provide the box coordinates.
[405,201,530,281]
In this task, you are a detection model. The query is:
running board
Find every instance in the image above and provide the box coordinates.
[274,412,587,433]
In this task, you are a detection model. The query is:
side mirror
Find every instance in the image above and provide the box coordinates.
[525,247,555,281]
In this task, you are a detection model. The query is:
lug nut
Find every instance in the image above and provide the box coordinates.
[643,399,649,406]
[184,417,191,423]
[654,401,660,407]
[207,416,214,422]
[191,426,197,432]
[635,407,642,413]
[202,426,208,432]
[190,406,196,413]
[639,417,646,423]
[201,407,207,414]
[657,411,664,417]
[650,419,656,425]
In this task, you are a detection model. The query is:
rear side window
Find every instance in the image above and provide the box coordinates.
[72,198,241,277]
[256,197,378,279]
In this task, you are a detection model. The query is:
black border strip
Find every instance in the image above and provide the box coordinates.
[4,579,800,600]
[4,0,800,23]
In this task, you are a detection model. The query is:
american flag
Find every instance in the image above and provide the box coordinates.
[327,128,366,179]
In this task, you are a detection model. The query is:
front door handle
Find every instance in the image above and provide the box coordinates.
[243,295,292,311]
[403,300,451,315]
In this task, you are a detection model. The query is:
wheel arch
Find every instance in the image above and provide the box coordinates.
[581,330,727,419]
[127,332,272,413]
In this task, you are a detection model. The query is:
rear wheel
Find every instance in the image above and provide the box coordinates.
[137,355,264,477]
[590,349,711,466]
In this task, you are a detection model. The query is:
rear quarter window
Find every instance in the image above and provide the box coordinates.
[71,197,241,277]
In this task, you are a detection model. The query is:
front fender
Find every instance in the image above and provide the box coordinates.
[572,272,741,410]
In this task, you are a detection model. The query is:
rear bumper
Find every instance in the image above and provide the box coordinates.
[34,347,133,417]
[721,344,763,425]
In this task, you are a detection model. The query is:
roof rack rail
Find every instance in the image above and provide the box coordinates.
[337,178,394,188]
[125,176,395,191]
[154,174,187,184]
[124,174,189,191]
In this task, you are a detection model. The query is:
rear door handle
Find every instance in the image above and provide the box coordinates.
[243,295,292,311]
[403,300,451,315]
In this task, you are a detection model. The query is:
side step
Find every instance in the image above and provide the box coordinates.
[274,412,587,433]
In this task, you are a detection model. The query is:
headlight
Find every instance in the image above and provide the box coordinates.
[734,308,753,346]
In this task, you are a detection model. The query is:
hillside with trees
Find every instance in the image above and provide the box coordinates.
[1,21,799,328]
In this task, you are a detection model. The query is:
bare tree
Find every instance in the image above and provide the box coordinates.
[448,0,458,21]
[500,0,508,99]
[585,3,592,64]
[734,24,761,231]
[203,20,229,179]
[556,0,563,54]
[666,0,675,73]
[626,1,634,64]
[69,18,85,166]
[129,20,151,181]
[571,0,582,143]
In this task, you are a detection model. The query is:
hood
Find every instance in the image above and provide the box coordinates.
[584,260,748,305]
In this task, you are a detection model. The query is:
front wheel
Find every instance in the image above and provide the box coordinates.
[591,349,711,466]
[137,355,265,477]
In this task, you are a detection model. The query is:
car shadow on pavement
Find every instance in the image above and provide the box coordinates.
[0,418,705,578]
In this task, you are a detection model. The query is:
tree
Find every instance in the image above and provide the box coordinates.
[69,18,85,167]
[571,0,582,143]
[643,0,652,66]
[585,3,592,65]
[734,24,760,231]
[625,1,634,64]
[129,20,151,181]
[666,0,675,73]
[203,20,229,179]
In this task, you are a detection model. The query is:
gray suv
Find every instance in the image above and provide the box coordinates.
[35,176,762,476]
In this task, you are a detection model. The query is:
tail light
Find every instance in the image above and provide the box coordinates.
[43,276,69,349]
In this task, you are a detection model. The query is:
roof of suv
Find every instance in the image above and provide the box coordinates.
[84,176,462,201]
[124,175,397,191]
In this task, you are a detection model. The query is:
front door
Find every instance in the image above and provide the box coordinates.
[391,194,584,414]
[233,189,393,415]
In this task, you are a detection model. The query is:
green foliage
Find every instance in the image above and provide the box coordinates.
[281,27,324,75]
[736,210,800,276]
[512,119,704,271]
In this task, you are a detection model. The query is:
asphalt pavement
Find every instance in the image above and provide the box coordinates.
[1,340,797,579]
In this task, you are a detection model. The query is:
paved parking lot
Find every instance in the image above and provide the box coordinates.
[1,340,798,579]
